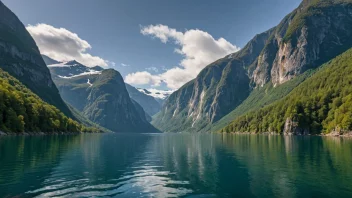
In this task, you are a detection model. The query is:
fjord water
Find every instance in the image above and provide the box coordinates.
[0,134,352,197]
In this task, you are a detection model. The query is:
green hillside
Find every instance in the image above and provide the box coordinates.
[0,69,98,133]
[222,48,352,135]
[210,71,314,132]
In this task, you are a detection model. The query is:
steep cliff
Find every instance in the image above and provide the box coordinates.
[153,0,352,132]
[253,0,352,86]
[0,2,72,116]
[222,47,352,135]
[153,29,274,132]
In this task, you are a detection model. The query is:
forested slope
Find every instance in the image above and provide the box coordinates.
[222,48,352,135]
[0,69,98,133]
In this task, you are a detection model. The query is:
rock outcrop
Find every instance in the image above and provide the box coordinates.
[284,118,310,135]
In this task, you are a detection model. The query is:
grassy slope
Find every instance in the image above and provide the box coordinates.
[222,48,352,134]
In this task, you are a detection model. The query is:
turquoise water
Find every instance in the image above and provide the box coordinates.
[0,133,352,197]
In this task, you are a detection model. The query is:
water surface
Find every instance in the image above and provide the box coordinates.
[0,133,352,197]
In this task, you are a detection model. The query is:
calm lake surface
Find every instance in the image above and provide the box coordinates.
[0,133,352,198]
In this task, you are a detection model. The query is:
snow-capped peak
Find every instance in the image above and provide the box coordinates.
[48,60,84,67]
[48,59,104,78]
[58,70,102,79]
[137,88,174,99]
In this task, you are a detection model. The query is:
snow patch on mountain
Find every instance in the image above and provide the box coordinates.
[47,62,71,67]
[58,70,102,79]
[87,79,93,87]
[137,88,174,99]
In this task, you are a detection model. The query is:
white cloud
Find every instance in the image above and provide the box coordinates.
[27,23,108,67]
[126,24,240,89]
[146,66,159,73]
[121,63,130,67]
[137,88,174,99]
[125,71,162,87]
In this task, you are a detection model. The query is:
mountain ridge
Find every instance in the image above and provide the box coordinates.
[0,1,74,117]
[222,47,352,135]
[50,65,160,133]
[153,0,352,133]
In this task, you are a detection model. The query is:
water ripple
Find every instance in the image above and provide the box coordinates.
[26,159,192,197]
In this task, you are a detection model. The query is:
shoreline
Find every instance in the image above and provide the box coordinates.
[0,131,103,137]
[224,131,352,138]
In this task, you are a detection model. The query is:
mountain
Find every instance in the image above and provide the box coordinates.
[0,2,73,117]
[125,84,161,116]
[152,29,274,132]
[42,54,60,65]
[0,68,98,133]
[48,58,162,118]
[48,60,104,77]
[50,66,160,133]
[153,0,352,133]
[222,47,352,135]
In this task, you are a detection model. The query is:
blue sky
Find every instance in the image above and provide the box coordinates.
[2,0,301,90]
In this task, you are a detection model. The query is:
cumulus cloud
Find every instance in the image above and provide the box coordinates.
[27,23,108,67]
[125,71,162,87]
[126,24,240,89]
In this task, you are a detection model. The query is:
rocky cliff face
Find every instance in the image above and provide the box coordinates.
[42,54,60,65]
[253,0,352,86]
[51,69,159,133]
[283,118,310,135]
[153,29,273,132]
[0,2,72,116]
[154,0,352,132]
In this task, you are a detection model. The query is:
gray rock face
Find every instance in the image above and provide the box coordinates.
[284,118,310,135]
[0,2,72,116]
[153,29,273,132]
[252,1,352,87]
[154,1,352,133]
[42,54,60,65]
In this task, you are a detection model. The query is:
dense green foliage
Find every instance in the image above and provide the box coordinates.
[0,69,98,133]
[222,48,352,134]
[0,2,75,117]
[210,71,314,132]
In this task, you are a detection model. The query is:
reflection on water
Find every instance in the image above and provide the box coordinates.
[0,133,352,197]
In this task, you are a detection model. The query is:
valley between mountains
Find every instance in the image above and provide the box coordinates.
[1,0,352,135]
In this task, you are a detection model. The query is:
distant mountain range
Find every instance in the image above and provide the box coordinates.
[46,56,160,132]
